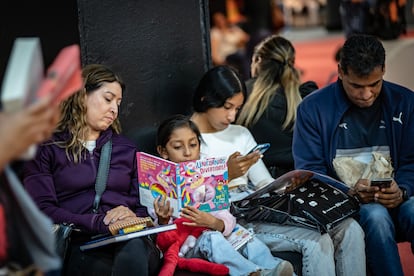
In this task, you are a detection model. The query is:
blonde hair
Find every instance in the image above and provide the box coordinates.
[237,35,301,130]
[55,64,123,163]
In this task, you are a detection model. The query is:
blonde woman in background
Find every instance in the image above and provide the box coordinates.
[237,35,317,178]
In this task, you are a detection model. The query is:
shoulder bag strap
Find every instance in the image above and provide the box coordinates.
[92,139,112,213]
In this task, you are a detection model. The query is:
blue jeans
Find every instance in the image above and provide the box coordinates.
[359,197,414,276]
[245,218,366,276]
[185,230,286,276]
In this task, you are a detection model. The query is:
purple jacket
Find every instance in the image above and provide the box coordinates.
[23,128,147,234]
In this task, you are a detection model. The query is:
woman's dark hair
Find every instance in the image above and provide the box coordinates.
[156,114,201,148]
[340,34,385,77]
[192,65,247,112]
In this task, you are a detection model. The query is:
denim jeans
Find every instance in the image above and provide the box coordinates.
[185,230,286,276]
[359,197,414,276]
[245,218,366,276]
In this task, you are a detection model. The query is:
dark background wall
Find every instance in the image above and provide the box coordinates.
[1,0,211,153]
[77,0,211,142]
[0,1,80,85]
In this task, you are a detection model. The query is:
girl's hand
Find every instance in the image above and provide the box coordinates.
[227,151,261,181]
[180,206,224,232]
[154,195,173,225]
[103,205,136,225]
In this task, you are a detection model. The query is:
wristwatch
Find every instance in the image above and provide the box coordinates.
[400,187,409,202]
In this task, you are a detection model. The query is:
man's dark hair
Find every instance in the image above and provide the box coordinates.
[340,34,385,77]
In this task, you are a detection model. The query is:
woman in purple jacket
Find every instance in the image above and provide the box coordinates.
[23,64,161,276]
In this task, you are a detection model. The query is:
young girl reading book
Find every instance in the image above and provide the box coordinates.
[153,114,293,276]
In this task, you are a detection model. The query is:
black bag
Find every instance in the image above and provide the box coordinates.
[53,223,74,261]
[231,171,360,233]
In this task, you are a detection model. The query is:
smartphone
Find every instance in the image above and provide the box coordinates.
[371,178,392,188]
[247,143,270,155]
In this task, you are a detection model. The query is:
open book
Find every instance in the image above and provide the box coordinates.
[1,37,43,112]
[80,223,177,251]
[1,37,82,112]
[137,152,230,218]
[231,169,358,233]
[1,37,82,159]
[234,169,351,203]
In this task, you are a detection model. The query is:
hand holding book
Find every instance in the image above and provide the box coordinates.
[180,205,225,232]
[1,38,83,161]
[153,195,174,225]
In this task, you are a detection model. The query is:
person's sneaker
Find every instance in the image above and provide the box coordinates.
[259,261,294,276]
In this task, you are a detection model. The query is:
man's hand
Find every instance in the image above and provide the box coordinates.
[227,151,261,181]
[352,179,377,203]
[373,180,404,208]
[352,179,404,208]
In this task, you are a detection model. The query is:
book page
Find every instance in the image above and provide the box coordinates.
[1,38,82,112]
[178,156,229,212]
[137,152,181,217]
[1,37,43,112]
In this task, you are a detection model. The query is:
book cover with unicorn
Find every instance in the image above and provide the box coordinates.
[137,152,230,217]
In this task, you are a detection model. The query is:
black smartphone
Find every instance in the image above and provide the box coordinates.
[247,143,270,155]
[371,178,392,188]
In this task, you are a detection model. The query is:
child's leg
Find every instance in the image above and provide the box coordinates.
[241,237,285,270]
[185,231,259,276]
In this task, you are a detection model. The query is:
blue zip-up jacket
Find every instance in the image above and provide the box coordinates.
[293,80,414,197]
[23,128,147,234]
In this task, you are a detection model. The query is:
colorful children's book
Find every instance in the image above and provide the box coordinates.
[137,152,230,217]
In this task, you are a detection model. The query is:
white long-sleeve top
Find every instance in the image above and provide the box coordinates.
[200,124,274,201]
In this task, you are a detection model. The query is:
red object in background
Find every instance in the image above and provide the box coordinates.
[36,44,83,106]
[399,242,414,275]
[0,205,7,262]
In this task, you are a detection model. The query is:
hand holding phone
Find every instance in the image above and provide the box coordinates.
[247,143,270,155]
[370,178,392,188]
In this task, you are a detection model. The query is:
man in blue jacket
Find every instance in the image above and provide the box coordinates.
[293,34,414,276]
